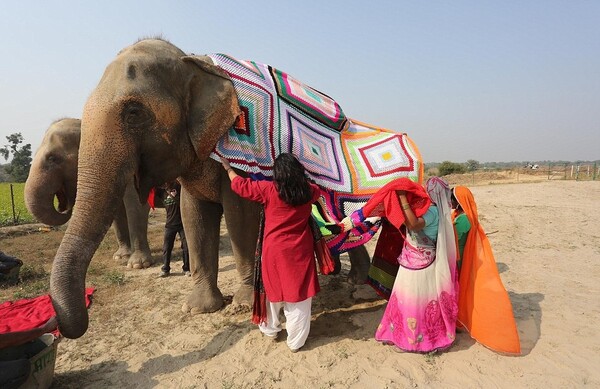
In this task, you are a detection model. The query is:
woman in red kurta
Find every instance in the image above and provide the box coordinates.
[221,153,320,352]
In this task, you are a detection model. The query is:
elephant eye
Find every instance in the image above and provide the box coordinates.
[123,102,152,128]
[47,154,62,164]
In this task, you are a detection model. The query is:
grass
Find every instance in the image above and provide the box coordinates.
[0,182,35,226]
[103,270,127,286]
[221,379,236,389]
[2,264,128,302]
[19,262,49,281]
[336,346,349,359]
[424,350,439,365]
[0,227,136,302]
[12,280,50,300]
[1,263,51,300]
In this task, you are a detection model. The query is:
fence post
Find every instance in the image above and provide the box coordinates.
[548,163,551,180]
[10,183,17,224]
[576,165,580,181]
[594,163,598,181]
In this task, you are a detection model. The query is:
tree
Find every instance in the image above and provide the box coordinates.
[466,159,480,172]
[0,133,32,182]
[0,164,10,182]
[438,160,466,176]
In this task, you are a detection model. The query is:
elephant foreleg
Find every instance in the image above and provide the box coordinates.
[112,198,132,265]
[180,189,224,314]
[122,181,152,269]
[223,194,261,308]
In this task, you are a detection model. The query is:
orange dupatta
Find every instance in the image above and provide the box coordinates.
[454,186,521,354]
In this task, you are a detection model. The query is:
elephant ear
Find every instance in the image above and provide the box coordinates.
[182,55,240,161]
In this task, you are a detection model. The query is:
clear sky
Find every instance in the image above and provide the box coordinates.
[1,1,598,163]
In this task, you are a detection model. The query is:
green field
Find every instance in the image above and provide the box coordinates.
[0,182,35,226]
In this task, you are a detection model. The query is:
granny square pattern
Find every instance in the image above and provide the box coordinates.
[208,54,423,252]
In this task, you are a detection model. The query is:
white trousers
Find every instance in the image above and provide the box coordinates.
[259,297,312,351]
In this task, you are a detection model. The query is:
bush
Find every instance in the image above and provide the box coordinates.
[466,159,480,172]
[438,161,466,176]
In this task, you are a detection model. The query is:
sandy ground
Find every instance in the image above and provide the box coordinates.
[2,179,599,388]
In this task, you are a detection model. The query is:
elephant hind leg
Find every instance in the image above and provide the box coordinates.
[122,182,153,269]
[127,249,153,269]
[347,246,370,285]
[112,200,132,265]
[112,246,132,265]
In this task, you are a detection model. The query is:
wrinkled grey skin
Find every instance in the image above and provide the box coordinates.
[50,39,370,339]
[25,118,153,268]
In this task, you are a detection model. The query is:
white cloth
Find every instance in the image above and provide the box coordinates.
[425,177,458,285]
[259,297,312,351]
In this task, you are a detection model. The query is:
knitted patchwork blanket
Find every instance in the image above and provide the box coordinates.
[208,54,423,253]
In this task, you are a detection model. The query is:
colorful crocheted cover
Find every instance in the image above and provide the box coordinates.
[208,54,423,253]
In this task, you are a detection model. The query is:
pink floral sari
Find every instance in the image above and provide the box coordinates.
[375,177,458,352]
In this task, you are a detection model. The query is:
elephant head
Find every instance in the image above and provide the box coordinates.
[25,118,81,225]
[51,39,240,338]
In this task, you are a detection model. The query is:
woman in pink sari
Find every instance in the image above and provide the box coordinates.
[375,177,458,352]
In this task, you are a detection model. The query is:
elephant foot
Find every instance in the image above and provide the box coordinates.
[347,246,371,285]
[347,264,369,285]
[182,285,224,314]
[126,250,153,269]
[113,247,132,266]
[232,283,253,307]
[330,255,342,275]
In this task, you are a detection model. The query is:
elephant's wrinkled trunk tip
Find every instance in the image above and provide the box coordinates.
[52,298,89,339]
[50,271,89,339]
[50,233,98,339]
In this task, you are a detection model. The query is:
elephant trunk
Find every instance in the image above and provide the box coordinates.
[24,176,72,226]
[50,112,135,338]
[50,232,98,338]
[51,166,131,338]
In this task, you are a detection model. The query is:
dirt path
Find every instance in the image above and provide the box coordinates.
[1,180,599,388]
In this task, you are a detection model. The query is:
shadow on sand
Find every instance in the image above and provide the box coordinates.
[493,262,544,356]
[496,262,509,274]
[509,291,544,356]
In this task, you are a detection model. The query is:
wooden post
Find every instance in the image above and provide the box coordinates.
[10,183,17,224]
[548,163,551,180]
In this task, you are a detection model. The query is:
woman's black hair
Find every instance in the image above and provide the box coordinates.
[273,153,312,206]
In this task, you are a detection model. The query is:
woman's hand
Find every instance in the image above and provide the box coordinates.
[220,156,231,171]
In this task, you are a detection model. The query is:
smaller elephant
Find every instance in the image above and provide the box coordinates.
[25,118,154,268]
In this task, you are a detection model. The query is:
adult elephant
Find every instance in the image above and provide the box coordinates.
[24,118,154,268]
[51,39,370,339]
